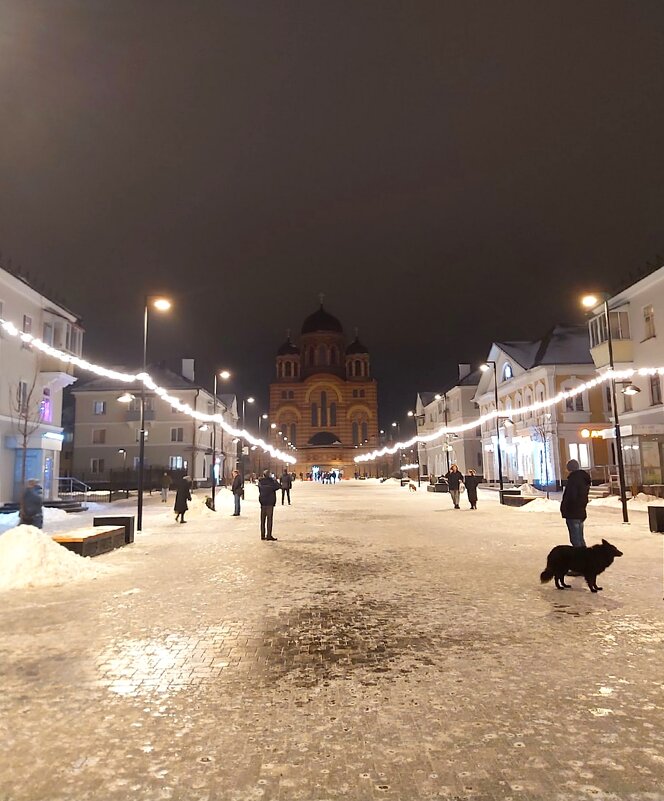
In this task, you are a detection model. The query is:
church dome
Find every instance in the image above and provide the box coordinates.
[346,336,369,355]
[276,336,300,356]
[301,304,343,335]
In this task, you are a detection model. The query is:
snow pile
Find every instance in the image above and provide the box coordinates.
[518,483,545,497]
[518,498,561,513]
[634,492,664,505]
[0,525,103,591]
[0,506,71,531]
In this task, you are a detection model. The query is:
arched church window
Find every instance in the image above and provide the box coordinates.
[308,346,315,366]
[355,359,362,377]
[361,422,368,442]
[330,402,337,426]
[290,423,297,446]
[320,391,328,426]
[330,346,339,366]
[311,402,318,427]
[317,344,327,365]
[285,361,292,378]
[352,422,359,445]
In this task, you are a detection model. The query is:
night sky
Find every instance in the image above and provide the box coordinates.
[2,1,664,428]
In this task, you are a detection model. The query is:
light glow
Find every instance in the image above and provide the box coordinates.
[581,294,600,309]
[152,298,172,312]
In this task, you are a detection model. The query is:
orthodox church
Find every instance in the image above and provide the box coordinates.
[268,303,379,476]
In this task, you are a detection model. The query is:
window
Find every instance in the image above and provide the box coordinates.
[129,396,153,412]
[135,429,148,442]
[288,391,294,399]
[317,344,327,365]
[352,422,359,445]
[330,346,339,366]
[650,374,662,406]
[22,314,32,334]
[361,422,368,443]
[290,423,297,446]
[605,385,612,413]
[502,363,513,381]
[565,392,584,412]
[644,305,656,339]
[311,402,318,426]
[285,362,292,377]
[169,455,184,469]
[90,458,105,474]
[354,359,362,377]
[133,456,141,470]
[330,402,337,426]
[92,429,106,444]
[171,427,184,442]
[352,389,358,398]
[281,390,287,399]
[320,391,328,426]
[42,322,53,345]
[589,310,631,348]
[93,400,107,415]
[17,381,28,412]
[40,389,52,423]
[360,389,365,398]
[568,443,590,470]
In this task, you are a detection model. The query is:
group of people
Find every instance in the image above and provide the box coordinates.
[442,464,481,510]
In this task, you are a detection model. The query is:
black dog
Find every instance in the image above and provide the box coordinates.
[540,539,623,593]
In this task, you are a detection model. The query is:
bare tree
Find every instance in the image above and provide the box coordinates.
[10,369,44,500]
[532,419,551,499]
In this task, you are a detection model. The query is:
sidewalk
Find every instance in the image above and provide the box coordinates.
[1,480,663,800]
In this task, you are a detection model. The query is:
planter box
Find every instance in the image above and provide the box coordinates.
[648,505,664,533]
[53,526,125,557]
[93,515,135,544]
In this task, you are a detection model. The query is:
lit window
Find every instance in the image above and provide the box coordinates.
[169,455,184,469]
[93,401,107,415]
[40,389,52,423]
[502,363,513,381]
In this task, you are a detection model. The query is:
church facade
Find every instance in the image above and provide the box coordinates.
[268,304,379,476]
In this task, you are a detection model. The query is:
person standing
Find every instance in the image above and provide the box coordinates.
[280,469,293,505]
[464,468,481,510]
[174,476,192,524]
[560,458,591,547]
[231,469,243,516]
[258,468,280,541]
[20,479,44,529]
[445,464,464,509]
[160,472,172,502]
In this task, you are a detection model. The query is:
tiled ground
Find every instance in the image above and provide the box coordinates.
[1,481,663,800]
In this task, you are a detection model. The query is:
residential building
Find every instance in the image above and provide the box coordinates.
[0,265,83,502]
[415,364,483,477]
[474,325,610,489]
[71,361,238,485]
[585,265,664,493]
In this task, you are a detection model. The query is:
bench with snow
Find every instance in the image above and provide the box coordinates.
[52,526,126,557]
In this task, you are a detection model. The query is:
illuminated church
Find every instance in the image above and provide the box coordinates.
[268,303,379,476]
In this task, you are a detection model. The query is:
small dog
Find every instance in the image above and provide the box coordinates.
[540,539,623,593]
[408,482,417,492]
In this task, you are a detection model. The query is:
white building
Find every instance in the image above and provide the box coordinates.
[585,265,664,493]
[415,364,483,477]
[0,266,83,503]
[474,325,610,489]
[71,360,239,486]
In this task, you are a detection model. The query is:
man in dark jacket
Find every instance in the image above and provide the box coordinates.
[279,469,293,505]
[560,459,591,547]
[231,469,243,516]
[20,479,44,529]
[445,464,464,509]
[258,469,280,541]
[464,469,481,510]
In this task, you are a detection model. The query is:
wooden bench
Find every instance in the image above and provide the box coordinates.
[52,526,126,557]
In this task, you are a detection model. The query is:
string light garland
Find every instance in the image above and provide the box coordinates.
[355,366,664,463]
[0,318,297,464]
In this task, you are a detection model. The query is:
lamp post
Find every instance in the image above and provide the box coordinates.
[391,421,401,473]
[480,361,504,503]
[407,410,422,487]
[257,413,268,474]
[435,392,451,473]
[238,396,255,475]
[210,369,231,511]
[137,296,171,532]
[581,293,629,524]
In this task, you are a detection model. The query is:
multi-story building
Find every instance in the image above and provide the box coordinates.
[585,265,664,492]
[71,360,238,485]
[474,325,610,489]
[415,364,483,477]
[0,265,83,502]
[268,303,379,476]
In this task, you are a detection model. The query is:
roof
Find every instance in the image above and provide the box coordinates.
[301,304,343,334]
[72,364,205,393]
[345,336,369,355]
[497,324,592,369]
[277,336,300,356]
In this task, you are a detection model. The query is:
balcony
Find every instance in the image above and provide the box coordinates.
[124,409,156,422]
[589,339,633,369]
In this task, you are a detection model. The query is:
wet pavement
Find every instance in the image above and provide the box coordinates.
[1,481,663,800]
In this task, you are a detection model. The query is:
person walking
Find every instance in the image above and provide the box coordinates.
[464,468,481,510]
[445,464,464,509]
[258,468,280,541]
[280,469,293,505]
[174,476,192,524]
[560,458,591,547]
[231,469,243,516]
[160,472,172,502]
[20,479,44,529]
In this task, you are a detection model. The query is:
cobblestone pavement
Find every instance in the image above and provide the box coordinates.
[1,481,663,801]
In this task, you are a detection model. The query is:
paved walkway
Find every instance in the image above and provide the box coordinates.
[1,481,663,801]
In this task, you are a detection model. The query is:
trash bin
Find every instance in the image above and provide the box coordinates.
[648,505,664,533]
[93,515,135,544]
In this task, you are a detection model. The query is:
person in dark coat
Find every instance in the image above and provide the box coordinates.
[445,464,464,509]
[20,479,44,529]
[464,469,481,510]
[160,472,172,502]
[280,469,293,505]
[258,469,280,541]
[231,469,243,516]
[560,459,591,547]
[174,476,192,524]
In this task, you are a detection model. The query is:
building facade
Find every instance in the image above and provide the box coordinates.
[71,361,238,485]
[415,365,483,477]
[269,304,379,476]
[0,266,83,503]
[474,325,610,489]
[585,265,664,493]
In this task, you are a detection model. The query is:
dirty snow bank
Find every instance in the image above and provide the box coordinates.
[518,498,561,513]
[0,525,104,590]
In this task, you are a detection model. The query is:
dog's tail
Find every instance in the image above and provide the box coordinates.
[540,567,554,583]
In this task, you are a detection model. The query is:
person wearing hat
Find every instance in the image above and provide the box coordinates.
[560,458,591,547]
[257,468,280,541]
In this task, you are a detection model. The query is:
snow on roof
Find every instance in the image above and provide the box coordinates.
[73,364,202,392]
[497,325,591,368]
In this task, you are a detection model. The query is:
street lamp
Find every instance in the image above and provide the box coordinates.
[581,292,629,523]
[209,369,231,511]
[480,361,504,503]
[238,397,255,475]
[137,295,171,532]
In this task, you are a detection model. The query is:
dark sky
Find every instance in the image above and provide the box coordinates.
[2,1,664,428]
